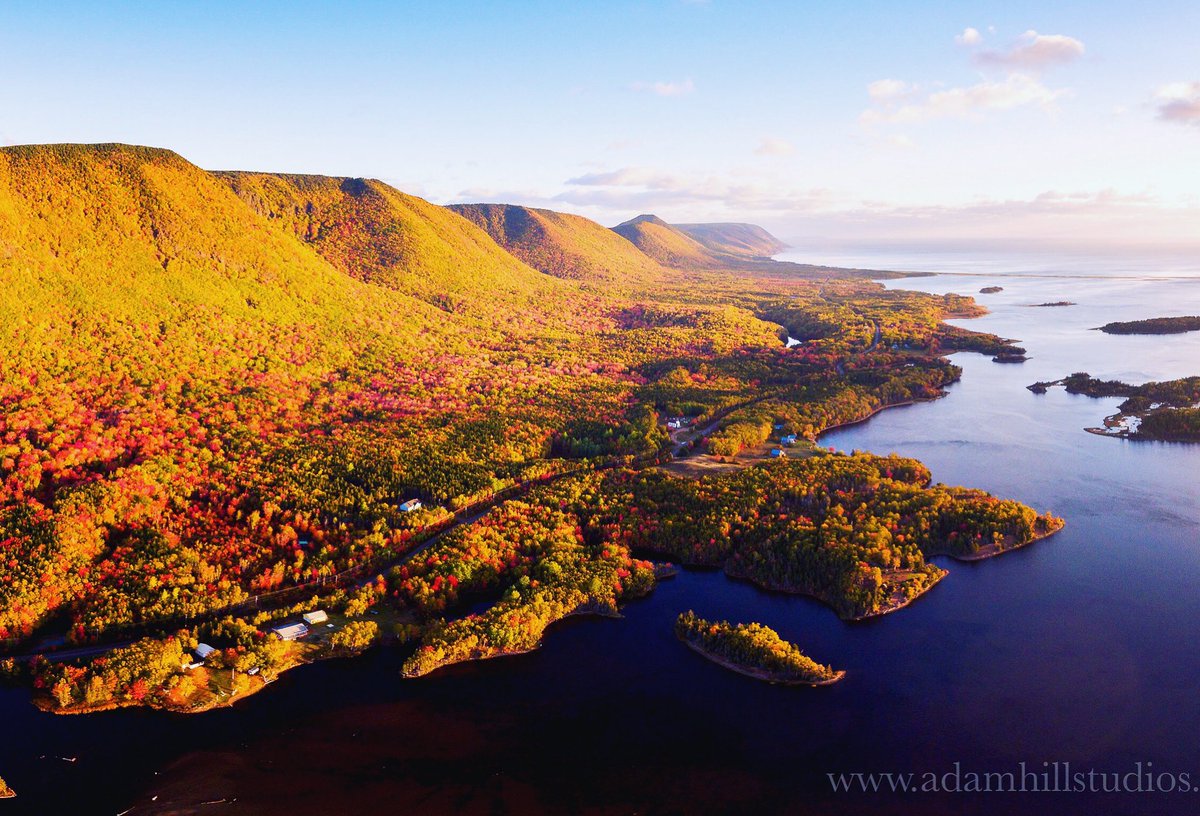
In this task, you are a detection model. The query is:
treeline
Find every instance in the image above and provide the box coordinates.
[1137,408,1200,441]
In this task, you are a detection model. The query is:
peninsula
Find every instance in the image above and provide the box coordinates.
[1029,372,1200,441]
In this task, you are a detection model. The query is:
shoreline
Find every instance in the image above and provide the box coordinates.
[680,639,846,686]
[36,652,318,717]
[854,568,949,620]
[1086,420,1200,444]
[724,519,1064,619]
[928,518,1066,562]
[400,606,624,679]
[35,638,395,717]
[815,398,929,439]
[723,562,949,622]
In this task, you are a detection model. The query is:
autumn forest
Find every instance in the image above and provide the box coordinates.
[0,143,1063,714]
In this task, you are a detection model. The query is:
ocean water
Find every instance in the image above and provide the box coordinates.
[2,256,1199,815]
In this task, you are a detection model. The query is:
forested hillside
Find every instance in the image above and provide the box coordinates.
[449,203,667,287]
[674,222,788,259]
[611,213,727,268]
[218,172,565,323]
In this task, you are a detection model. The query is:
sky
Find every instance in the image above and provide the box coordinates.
[1,0,1197,256]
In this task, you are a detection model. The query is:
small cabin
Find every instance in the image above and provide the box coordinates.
[769,448,786,458]
[398,499,423,513]
[194,643,217,661]
[781,434,798,447]
[667,419,682,429]
[302,610,329,625]
[270,622,310,641]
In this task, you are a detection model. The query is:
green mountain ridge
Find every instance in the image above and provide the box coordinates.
[217,172,562,319]
[674,221,789,259]
[448,203,666,287]
[611,213,730,269]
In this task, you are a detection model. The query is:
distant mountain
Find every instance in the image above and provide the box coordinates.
[449,203,665,286]
[217,173,559,316]
[610,214,727,269]
[674,222,788,259]
[609,213,888,279]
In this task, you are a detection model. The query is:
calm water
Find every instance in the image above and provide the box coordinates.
[3,263,1200,815]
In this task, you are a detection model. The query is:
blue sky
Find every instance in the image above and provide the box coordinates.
[2,1,1197,253]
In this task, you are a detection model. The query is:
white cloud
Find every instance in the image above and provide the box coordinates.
[754,137,795,156]
[955,27,983,46]
[861,73,1067,125]
[556,165,837,215]
[770,191,1200,256]
[1155,82,1200,126]
[975,30,1084,70]
[867,78,914,102]
[630,78,695,97]
[567,167,679,187]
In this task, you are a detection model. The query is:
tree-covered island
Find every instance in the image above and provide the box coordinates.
[675,611,843,685]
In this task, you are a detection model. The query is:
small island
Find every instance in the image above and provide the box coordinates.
[979,286,1004,294]
[1028,301,1076,308]
[0,775,14,800]
[1028,372,1200,441]
[675,611,843,685]
[1098,316,1200,335]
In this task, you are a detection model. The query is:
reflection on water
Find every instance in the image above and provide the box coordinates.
[2,269,1199,816]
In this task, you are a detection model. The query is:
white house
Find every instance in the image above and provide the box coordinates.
[270,622,309,641]
[398,499,423,513]
[302,610,329,625]
[194,643,217,660]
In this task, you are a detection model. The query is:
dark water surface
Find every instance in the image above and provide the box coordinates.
[3,271,1200,815]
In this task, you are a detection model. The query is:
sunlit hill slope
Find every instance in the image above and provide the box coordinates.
[449,202,667,287]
